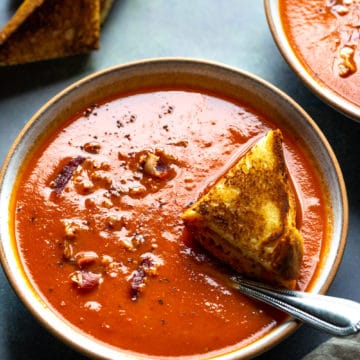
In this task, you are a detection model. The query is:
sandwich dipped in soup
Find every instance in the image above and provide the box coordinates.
[182,129,304,289]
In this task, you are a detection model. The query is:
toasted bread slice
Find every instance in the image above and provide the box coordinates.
[0,0,45,45]
[182,129,304,288]
[0,0,101,65]
[100,0,114,23]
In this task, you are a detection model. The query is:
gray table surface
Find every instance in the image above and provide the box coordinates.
[0,1,359,359]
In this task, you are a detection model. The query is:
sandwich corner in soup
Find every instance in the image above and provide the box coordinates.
[12,89,330,357]
[279,0,360,108]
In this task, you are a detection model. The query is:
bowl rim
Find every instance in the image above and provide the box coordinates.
[0,57,349,360]
[264,0,360,122]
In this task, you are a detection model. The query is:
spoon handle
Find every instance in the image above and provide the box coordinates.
[230,276,360,336]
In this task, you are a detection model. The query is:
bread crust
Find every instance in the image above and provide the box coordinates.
[0,0,101,65]
[182,129,304,288]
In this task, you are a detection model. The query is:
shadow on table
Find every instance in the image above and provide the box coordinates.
[3,303,89,360]
[0,0,126,101]
[0,54,93,99]
[1,269,88,360]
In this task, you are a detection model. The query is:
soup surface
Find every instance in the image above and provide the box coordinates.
[13,90,329,357]
[280,0,360,107]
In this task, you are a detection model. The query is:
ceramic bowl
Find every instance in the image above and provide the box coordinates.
[265,0,360,122]
[0,58,348,359]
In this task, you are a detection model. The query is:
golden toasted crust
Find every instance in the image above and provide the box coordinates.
[0,0,45,44]
[100,0,114,23]
[0,0,101,65]
[182,129,304,288]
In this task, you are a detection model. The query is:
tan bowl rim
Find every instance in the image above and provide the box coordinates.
[264,0,360,122]
[0,57,349,360]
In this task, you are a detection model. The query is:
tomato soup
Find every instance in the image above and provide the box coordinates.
[13,90,329,357]
[279,0,360,107]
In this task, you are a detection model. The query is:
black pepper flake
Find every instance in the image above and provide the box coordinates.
[160,104,175,116]
[158,299,164,305]
[83,104,98,117]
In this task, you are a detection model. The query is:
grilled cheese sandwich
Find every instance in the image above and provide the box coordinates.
[182,129,304,288]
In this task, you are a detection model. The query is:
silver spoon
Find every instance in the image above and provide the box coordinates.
[229,276,360,336]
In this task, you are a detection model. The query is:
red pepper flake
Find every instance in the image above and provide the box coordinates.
[83,141,101,154]
[51,156,85,194]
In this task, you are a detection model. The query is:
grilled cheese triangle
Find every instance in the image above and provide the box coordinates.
[0,0,112,65]
[182,129,304,289]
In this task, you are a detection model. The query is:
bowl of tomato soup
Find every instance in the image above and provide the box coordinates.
[0,58,348,359]
[265,0,360,121]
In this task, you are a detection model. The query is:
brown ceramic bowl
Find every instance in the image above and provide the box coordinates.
[0,58,348,359]
[265,0,360,122]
